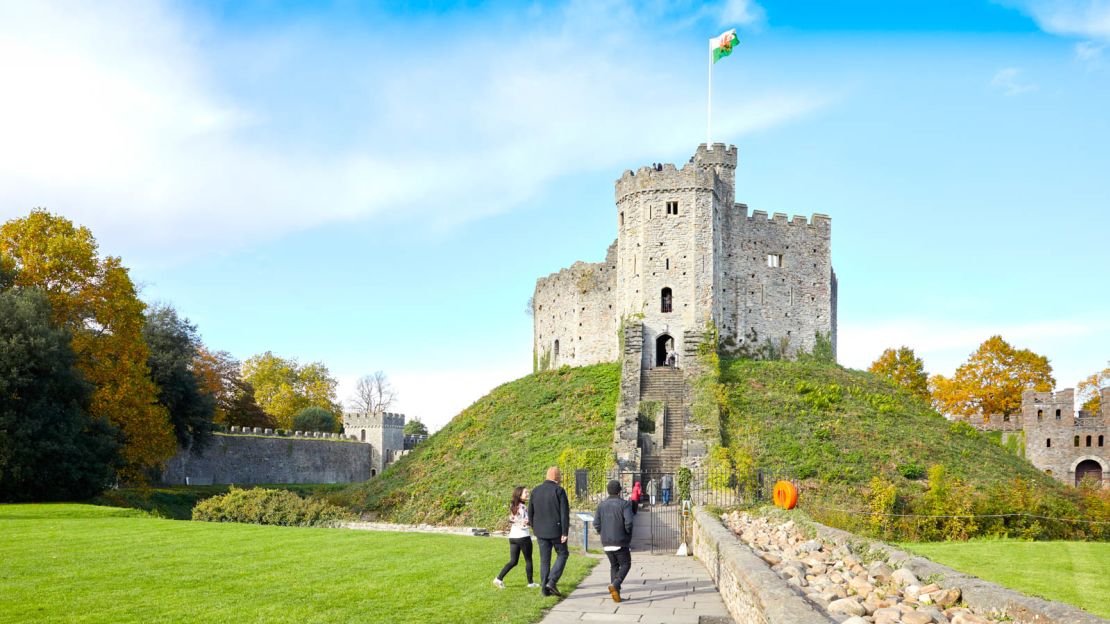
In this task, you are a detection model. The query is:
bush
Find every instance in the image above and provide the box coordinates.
[293,407,338,433]
[898,462,926,480]
[192,487,354,527]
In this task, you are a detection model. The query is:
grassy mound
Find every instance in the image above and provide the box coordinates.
[337,363,620,528]
[0,504,593,624]
[717,359,1109,540]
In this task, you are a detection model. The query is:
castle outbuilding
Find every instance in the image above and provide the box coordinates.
[342,411,408,476]
[532,144,837,474]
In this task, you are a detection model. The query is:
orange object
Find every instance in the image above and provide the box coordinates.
[772,481,798,510]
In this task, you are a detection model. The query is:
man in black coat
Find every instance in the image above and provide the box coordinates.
[527,466,570,596]
[594,479,634,602]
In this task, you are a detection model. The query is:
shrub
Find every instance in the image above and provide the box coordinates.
[637,401,661,434]
[293,407,338,433]
[898,462,926,480]
[192,487,354,527]
[677,467,692,502]
[867,476,897,538]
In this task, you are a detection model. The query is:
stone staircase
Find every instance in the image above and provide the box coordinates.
[638,367,686,475]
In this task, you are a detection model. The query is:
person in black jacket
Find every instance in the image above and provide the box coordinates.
[594,479,634,602]
[527,466,570,597]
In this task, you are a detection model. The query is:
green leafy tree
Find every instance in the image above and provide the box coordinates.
[930,335,1054,419]
[0,210,175,482]
[0,287,121,501]
[868,346,930,403]
[293,406,339,433]
[142,304,216,447]
[242,352,340,429]
[403,418,428,436]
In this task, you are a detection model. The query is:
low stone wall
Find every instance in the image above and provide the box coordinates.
[805,520,1109,624]
[162,432,371,485]
[691,507,834,624]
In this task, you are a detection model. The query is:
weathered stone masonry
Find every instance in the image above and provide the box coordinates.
[162,431,371,485]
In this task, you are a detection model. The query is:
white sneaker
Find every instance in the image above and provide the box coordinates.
[493,579,505,589]
[527,583,541,588]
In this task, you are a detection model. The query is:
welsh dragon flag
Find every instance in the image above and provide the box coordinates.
[711,29,739,63]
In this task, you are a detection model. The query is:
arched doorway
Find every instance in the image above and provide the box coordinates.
[1075,460,1103,486]
[655,333,673,367]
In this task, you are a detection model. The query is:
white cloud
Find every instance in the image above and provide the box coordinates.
[1075,39,1106,61]
[719,0,766,27]
[1006,0,1110,39]
[0,0,820,266]
[990,67,1038,95]
[838,316,1110,391]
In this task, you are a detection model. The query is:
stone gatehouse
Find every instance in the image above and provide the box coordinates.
[971,386,1110,487]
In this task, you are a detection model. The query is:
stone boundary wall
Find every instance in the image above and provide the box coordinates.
[805,520,1109,624]
[162,432,371,486]
[691,508,835,624]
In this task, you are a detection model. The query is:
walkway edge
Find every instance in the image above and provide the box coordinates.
[691,507,835,624]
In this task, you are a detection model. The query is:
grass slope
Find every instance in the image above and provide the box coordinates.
[340,363,620,529]
[718,359,1106,539]
[0,504,594,624]
[901,540,1110,617]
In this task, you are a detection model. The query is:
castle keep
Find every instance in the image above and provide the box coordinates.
[533,144,837,474]
[533,144,836,371]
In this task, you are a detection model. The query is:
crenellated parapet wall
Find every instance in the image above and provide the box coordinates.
[1014,388,1109,486]
[532,242,619,369]
[343,411,407,475]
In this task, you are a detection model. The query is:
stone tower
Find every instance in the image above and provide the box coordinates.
[532,143,837,473]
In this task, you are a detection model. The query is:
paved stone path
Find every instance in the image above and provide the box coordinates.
[539,509,734,624]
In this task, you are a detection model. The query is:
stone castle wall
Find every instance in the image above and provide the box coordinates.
[162,432,371,485]
[532,243,619,369]
[1020,388,1109,484]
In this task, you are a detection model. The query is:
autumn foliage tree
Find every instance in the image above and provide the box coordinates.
[1077,366,1109,415]
[930,335,1055,419]
[241,351,340,429]
[193,348,274,429]
[0,211,175,481]
[868,346,930,403]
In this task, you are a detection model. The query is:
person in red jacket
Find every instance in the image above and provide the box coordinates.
[630,481,642,514]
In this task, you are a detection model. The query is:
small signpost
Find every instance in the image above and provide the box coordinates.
[576,512,595,552]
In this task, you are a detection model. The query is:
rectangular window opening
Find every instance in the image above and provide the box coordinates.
[666,201,679,215]
[767,253,783,268]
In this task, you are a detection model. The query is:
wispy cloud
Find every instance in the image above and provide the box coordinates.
[1004,0,1110,40]
[719,0,766,27]
[990,67,1038,95]
[0,0,818,266]
[1075,39,1106,61]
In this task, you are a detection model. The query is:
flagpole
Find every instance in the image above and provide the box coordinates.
[707,39,713,150]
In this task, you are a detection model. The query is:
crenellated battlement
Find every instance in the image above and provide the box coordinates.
[743,207,831,230]
[614,143,736,204]
[342,411,406,429]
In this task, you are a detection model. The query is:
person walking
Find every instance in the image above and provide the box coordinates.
[647,478,657,506]
[629,481,642,515]
[594,479,634,602]
[493,486,540,589]
[661,473,673,506]
[528,466,570,597]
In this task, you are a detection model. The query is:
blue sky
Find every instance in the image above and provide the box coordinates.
[2,1,1108,430]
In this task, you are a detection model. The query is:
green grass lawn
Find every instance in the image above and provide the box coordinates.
[900,539,1110,618]
[0,504,594,624]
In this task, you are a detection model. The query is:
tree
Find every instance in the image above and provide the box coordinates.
[0,210,175,482]
[403,417,428,437]
[293,406,339,433]
[1078,365,1110,415]
[241,352,340,429]
[351,371,397,414]
[868,346,930,402]
[142,304,215,447]
[193,348,275,429]
[0,287,121,501]
[930,335,1055,419]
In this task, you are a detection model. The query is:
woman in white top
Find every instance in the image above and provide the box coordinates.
[493,486,540,589]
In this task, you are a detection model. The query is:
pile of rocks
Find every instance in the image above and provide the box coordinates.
[722,511,1000,624]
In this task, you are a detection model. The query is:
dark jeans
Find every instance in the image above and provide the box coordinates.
[662,488,672,505]
[537,536,569,589]
[497,537,533,583]
[605,547,632,591]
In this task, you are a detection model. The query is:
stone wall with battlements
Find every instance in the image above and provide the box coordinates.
[162,431,370,485]
[343,411,407,475]
[1020,388,1110,485]
[532,242,619,370]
